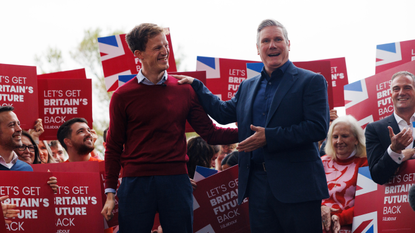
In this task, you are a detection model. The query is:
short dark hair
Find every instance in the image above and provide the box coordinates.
[57,118,88,151]
[0,105,14,114]
[125,23,164,53]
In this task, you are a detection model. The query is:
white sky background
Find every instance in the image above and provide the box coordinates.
[1,0,415,124]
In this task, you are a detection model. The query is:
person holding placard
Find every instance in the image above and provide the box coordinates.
[0,106,58,193]
[101,23,238,233]
[175,19,329,233]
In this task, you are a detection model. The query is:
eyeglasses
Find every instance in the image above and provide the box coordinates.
[16,145,35,152]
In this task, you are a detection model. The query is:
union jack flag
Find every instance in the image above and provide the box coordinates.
[376,39,415,74]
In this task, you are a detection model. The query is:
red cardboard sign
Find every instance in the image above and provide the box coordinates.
[37,69,92,140]
[98,29,177,92]
[32,161,121,229]
[353,160,415,232]
[193,166,250,233]
[345,60,415,128]
[0,171,55,232]
[319,57,349,107]
[376,39,415,74]
[53,172,103,233]
[0,63,38,130]
[196,56,260,101]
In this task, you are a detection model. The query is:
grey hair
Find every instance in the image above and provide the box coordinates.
[256,19,289,45]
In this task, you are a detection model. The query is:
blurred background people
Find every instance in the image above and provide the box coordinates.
[210,145,220,168]
[187,136,216,179]
[320,115,368,233]
[49,140,66,163]
[215,144,236,171]
[14,130,41,165]
[38,140,56,163]
[221,151,239,170]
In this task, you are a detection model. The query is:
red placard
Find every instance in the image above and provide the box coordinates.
[376,39,415,74]
[0,171,55,232]
[0,63,38,130]
[98,29,177,92]
[318,57,349,107]
[193,166,250,233]
[32,161,121,229]
[37,69,92,140]
[345,60,415,128]
[353,160,415,232]
[196,56,260,101]
[52,172,103,233]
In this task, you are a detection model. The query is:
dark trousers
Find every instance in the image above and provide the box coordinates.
[248,167,323,233]
[117,174,193,233]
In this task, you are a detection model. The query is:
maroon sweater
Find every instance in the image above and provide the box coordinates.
[105,76,238,190]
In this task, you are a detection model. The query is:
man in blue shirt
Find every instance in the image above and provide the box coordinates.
[176,19,330,233]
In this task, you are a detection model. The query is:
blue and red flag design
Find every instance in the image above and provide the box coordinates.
[376,39,415,74]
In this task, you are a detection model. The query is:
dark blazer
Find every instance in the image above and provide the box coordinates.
[365,114,402,184]
[191,62,330,204]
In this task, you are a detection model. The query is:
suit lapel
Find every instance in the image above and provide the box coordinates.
[243,77,262,128]
[266,64,298,126]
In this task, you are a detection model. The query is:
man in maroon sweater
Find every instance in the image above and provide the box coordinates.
[101,23,238,233]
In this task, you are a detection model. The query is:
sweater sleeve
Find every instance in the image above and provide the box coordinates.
[187,87,239,145]
[104,92,125,190]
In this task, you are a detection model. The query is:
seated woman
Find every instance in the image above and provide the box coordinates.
[14,131,41,165]
[321,115,368,233]
[186,136,216,179]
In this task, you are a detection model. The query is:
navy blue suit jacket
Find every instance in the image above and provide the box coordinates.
[365,114,402,184]
[191,62,329,204]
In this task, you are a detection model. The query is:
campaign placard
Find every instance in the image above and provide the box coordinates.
[345,60,415,128]
[196,56,261,101]
[98,29,177,92]
[319,57,349,107]
[376,39,415,74]
[0,63,38,129]
[247,60,334,109]
[53,172,103,233]
[0,171,55,232]
[32,161,121,229]
[352,160,415,232]
[193,165,250,233]
[37,69,92,140]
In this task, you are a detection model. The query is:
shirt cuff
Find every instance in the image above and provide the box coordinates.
[388,146,404,164]
[105,188,116,194]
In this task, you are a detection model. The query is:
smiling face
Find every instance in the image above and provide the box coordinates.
[135,32,169,78]
[66,122,94,155]
[391,74,415,115]
[15,136,35,164]
[257,26,290,76]
[0,111,22,151]
[331,122,358,159]
[38,140,49,163]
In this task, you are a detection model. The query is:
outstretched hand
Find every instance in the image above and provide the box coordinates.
[237,125,266,152]
[171,75,195,85]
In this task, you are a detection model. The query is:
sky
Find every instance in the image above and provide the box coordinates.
[1,0,415,119]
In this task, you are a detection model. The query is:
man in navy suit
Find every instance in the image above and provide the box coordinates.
[175,19,329,233]
[366,71,415,185]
